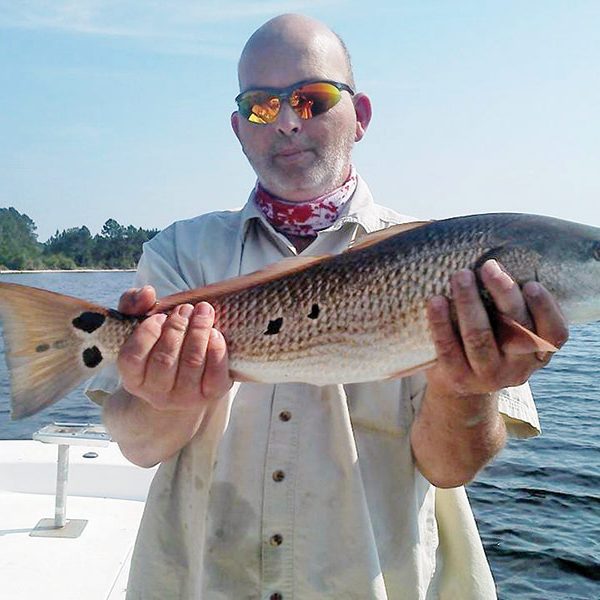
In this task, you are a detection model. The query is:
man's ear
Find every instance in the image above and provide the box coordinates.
[231,111,241,140]
[353,93,372,142]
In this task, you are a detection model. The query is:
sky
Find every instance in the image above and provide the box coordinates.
[0,1,598,242]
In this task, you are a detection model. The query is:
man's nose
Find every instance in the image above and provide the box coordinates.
[276,102,302,135]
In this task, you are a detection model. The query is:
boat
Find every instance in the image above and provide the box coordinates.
[0,423,157,599]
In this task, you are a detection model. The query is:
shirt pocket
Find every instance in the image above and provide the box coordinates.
[344,376,427,436]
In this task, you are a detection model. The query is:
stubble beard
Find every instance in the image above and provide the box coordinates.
[246,131,355,200]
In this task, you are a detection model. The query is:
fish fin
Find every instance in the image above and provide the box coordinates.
[347,221,431,252]
[0,283,111,419]
[152,256,329,314]
[496,314,558,354]
[229,368,262,383]
[386,358,438,379]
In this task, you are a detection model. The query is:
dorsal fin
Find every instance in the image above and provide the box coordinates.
[151,255,330,314]
[347,221,431,252]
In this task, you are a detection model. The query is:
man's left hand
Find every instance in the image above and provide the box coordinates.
[410,258,569,488]
[425,258,569,397]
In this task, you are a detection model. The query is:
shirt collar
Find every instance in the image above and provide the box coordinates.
[239,173,384,243]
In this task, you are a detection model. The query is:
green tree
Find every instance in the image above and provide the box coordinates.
[93,219,158,268]
[0,207,41,269]
[1,208,158,270]
[45,226,93,266]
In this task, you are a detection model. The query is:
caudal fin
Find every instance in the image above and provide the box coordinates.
[0,282,113,419]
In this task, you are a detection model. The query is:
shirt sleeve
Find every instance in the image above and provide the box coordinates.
[497,383,541,438]
[409,375,541,439]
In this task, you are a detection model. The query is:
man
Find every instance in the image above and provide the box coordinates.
[92,14,568,600]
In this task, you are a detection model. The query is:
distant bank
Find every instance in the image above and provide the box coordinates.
[0,269,136,274]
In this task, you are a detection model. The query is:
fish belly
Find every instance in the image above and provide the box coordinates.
[230,326,437,386]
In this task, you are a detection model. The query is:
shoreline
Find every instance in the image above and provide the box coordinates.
[0,269,136,274]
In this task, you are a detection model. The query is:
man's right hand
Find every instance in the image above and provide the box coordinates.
[117,285,232,411]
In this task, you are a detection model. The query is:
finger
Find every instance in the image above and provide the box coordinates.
[452,269,501,376]
[172,302,215,398]
[523,282,569,349]
[118,285,157,315]
[143,304,193,394]
[426,295,471,386]
[118,313,168,391]
[479,259,531,327]
[201,329,232,400]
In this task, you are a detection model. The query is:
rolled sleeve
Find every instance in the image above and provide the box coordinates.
[498,383,541,438]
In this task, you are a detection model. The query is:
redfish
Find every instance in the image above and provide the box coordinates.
[1,213,600,419]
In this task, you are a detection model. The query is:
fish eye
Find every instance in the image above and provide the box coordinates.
[593,242,600,261]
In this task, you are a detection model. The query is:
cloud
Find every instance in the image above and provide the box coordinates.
[0,0,337,58]
[0,1,334,37]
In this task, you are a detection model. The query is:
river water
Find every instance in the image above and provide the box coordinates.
[0,271,598,599]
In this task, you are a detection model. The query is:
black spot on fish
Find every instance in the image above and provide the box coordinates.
[36,343,50,353]
[308,304,320,319]
[82,346,103,368]
[264,317,283,336]
[72,311,106,334]
[53,340,68,350]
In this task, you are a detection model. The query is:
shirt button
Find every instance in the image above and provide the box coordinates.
[269,533,283,546]
[279,410,291,422]
[270,593,283,600]
[272,470,285,482]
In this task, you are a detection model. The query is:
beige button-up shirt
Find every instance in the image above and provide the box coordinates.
[89,176,540,600]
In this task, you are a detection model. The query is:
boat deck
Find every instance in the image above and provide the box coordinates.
[0,440,157,599]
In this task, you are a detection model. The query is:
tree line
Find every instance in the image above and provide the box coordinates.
[0,207,159,270]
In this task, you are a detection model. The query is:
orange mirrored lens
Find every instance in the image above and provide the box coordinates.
[292,82,341,119]
[239,94,280,124]
[238,82,343,124]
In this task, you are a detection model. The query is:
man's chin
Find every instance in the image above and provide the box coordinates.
[265,177,327,201]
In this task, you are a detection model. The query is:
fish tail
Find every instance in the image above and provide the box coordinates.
[0,282,117,419]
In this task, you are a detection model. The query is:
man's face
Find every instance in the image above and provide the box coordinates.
[232,33,364,201]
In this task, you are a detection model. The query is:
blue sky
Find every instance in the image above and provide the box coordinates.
[1,1,598,241]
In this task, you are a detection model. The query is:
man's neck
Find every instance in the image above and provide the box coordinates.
[286,233,315,253]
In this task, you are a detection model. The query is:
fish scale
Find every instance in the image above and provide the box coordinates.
[2,212,600,418]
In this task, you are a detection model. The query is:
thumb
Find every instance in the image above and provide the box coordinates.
[118,285,157,315]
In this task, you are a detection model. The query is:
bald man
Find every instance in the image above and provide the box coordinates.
[95,14,567,600]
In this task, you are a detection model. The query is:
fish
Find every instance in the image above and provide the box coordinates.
[1,212,600,420]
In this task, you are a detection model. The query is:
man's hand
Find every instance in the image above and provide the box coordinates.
[426,258,569,396]
[117,285,232,411]
[103,285,232,467]
[411,259,569,488]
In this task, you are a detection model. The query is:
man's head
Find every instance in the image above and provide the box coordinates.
[231,14,371,201]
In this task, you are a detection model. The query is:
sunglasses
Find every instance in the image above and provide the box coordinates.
[235,79,355,125]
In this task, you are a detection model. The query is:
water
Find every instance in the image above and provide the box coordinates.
[0,272,598,598]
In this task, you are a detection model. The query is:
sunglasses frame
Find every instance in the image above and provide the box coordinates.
[235,79,355,124]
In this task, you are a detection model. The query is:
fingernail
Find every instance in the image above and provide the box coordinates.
[482,259,501,276]
[134,285,152,301]
[429,295,448,314]
[179,304,193,319]
[195,302,212,317]
[482,259,513,290]
[455,269,474,288]
[524,282,542,298]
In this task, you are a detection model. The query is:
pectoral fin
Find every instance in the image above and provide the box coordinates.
[496,314,558,355]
